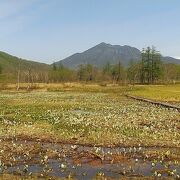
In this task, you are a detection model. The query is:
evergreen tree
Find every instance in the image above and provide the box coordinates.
[141,46,162,84]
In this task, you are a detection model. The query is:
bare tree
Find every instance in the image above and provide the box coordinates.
[17,59,21,91]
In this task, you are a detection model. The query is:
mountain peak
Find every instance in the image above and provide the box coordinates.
[96,42,111,47]
[99,42,107,45]
[57,43,141,68]
[56,43,180,68]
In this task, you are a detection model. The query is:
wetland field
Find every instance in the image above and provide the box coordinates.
[0,83,179,179]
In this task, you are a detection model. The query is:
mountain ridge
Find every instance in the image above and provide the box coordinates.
[0,43,180,72]
[56,43,180,68]
[0,51,49,72]
[0,51,50,82]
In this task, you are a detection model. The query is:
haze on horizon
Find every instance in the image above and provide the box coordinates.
[0,0,180,64]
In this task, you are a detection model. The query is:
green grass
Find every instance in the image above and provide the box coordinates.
[128,84,180,103]
[0,85,179,147]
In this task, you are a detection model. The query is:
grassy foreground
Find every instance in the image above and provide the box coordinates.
[0,83,179,147]
[129,84,180,103]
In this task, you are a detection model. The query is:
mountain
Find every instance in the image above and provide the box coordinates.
[0,51,50,82]
[162,56,180,64]
[0,51,49,72]
[56,43,180,68]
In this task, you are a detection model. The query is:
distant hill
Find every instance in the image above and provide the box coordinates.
[162,56,180,64]
[0,51,49,72]
[0,51,50,82]
[56,43,180,68]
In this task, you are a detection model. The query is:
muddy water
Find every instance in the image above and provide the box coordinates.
[0,140,180,179]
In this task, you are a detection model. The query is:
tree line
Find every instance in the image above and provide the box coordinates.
[0,46,180,85]
[48,46,180,84]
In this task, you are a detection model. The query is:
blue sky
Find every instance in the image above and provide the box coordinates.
[0,0,180,64]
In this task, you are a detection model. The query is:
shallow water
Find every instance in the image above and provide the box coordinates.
[0,140,180,179]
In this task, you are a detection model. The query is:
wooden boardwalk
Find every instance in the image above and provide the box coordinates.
[125,95,180,112]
